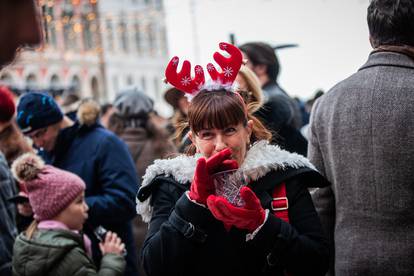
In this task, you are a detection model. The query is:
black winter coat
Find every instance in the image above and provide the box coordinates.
[136,141,329,276]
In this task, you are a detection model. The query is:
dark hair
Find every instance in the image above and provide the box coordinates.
[179,90,271,155]
[101,103,113,115]
[239,42,280,82]
[367,0,414,47]
[61,93,80,107]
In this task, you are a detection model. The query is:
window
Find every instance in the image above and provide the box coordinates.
[119,19,129,52]
[0,73,13,87]
[91,76,99,100]
[141,76,147,91]
[70,75,81,94]
[26,74,38,90]
[134,22,142,54]
[153,76,159,99]
[113,75,119,93]
[42,4,57,48]
[81,3,97,50]
[106,19,114,51]
[159,26,168,55]
[147,23,156,56]
[50,75,61,90]
[62,0,77,50]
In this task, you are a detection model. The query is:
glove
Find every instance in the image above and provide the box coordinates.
[207,186,266,232]
[189,148,238,205]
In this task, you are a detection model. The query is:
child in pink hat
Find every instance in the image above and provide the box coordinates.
[11,153,126,276]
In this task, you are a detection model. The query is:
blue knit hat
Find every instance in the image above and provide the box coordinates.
[17,92,63,134]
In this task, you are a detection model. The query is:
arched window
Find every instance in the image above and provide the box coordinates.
[26,74,38,90]
[70,75,81,94]
[141,76,147,91]
[0,73,13,87]
[91,76,99,100]
[50,74,61,90]
[127,75,134,86]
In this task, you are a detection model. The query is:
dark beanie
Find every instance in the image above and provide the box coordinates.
[17,92,63,134]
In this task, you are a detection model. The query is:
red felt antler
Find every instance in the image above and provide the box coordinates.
[206,42,243,85]
[165,56,205,95]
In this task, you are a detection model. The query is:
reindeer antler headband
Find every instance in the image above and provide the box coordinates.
[164,42,243,97]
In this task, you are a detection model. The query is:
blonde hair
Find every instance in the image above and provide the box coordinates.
[236,65,264,113]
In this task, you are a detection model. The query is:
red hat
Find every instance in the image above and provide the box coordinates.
[0,86,16,122]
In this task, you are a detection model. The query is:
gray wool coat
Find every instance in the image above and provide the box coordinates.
[308,51,414,276]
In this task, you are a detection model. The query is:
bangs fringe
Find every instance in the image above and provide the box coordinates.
[189,91,247,133]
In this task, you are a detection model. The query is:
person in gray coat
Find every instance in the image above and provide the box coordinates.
[308,1,414,275]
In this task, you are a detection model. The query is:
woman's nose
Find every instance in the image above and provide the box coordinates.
[215,135,227,151]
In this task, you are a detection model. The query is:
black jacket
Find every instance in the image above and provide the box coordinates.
[256,81,308,156]
[137,141,329,276]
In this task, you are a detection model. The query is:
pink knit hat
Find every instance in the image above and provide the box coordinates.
[12,153,85,221]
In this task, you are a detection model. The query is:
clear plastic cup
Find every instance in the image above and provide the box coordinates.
[213,169,247,207]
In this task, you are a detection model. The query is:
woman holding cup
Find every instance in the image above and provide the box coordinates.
[136,42,329,276]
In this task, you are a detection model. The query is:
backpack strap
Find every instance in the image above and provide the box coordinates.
[271,182,289,223]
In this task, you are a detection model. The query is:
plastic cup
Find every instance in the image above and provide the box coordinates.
[213,169,247,207]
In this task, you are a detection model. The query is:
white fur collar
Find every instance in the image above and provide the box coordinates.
[136,140,315,222]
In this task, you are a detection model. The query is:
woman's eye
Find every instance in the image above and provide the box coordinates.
[200,132,213,139]
[224,128,236,135]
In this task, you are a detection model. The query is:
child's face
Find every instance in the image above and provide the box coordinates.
[58,192,88,231]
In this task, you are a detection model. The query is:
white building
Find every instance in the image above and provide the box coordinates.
[98,0,170,114]
[0,0,104,99]
[0,0,171,115]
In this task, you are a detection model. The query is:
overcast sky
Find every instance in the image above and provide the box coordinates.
[164,0,372,99]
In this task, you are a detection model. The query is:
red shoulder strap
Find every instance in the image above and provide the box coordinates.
[271,182,289,223]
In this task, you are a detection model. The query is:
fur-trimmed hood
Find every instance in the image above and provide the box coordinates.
[136,140,317,222]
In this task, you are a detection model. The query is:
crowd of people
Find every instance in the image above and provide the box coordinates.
[1,0,413,276]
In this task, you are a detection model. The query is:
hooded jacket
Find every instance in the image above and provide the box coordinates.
[12,229,125,276]
[136,141,329,276]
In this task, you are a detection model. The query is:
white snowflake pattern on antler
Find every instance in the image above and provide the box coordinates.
[172,58,179,66]
[220,43,228,49]
[195,67,203,75]
[181,76,191,86]
[207,64,215,72]
[223,66,233,77]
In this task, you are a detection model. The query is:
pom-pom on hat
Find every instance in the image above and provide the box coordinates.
[16,92,63,134]
[0,86,16,122]
[11,153,85,221]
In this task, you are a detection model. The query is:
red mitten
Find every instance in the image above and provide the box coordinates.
[189,148,238,205]
[207,186,266,232]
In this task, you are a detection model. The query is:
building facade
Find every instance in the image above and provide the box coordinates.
[0,0,169,113]
[98,0,169,110]
[1,0,104,99]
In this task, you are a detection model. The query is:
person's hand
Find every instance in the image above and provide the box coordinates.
[99,231,125,256]
[207,186,266,232]
[17,202,33,217]
[188,148,238,205]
